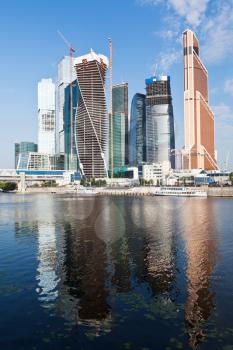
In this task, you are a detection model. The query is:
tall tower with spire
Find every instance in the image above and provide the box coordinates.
[183,29,218,170]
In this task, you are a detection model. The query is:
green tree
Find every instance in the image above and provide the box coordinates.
[91,177,96,186]
[0,181,17,191]
[41,180,57,188]
[80,178,86,186]
[229,172,233,185]
[139,178,145,186]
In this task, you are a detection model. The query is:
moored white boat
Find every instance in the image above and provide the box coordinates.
[153,187,207,197]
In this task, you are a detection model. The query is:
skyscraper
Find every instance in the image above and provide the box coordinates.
[183,29,218,170]
[64,79,79,170]
[38,79,56,155]
[145,76,175,168]
[129,93,146,166]
[73,50,109,178]
[109,83,128,172]
[56,56,76,155]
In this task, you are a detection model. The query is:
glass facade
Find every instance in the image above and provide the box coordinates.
[15,142,38,169]
[145,76,175,168]
[64,80,79,171]
[109,83,128,173]
[38,79,56,155]
[17,152,51,170]
[56,56,76,155]
[129,93,146,166]
[109,113,125,170]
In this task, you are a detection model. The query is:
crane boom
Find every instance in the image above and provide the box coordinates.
[57,30,75,52]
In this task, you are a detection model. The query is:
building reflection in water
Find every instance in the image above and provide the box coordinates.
[58,197,112,335]
[129,197,177,296]
[36,223,58,302]
[33,194,218,345]
[35,196,59,305]
[97,198,131,294]
[182,199,217,349]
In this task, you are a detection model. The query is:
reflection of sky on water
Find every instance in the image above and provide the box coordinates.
[34,197,60,306]
[36,223,58,303]
[1,194,225,349]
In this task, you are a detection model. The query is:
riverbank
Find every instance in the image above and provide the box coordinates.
[207,187,233,197]
[15,186,233,197]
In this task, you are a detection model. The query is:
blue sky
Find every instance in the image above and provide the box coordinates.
[0,0,233,169]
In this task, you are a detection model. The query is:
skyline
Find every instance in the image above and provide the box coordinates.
[0,0,233,169]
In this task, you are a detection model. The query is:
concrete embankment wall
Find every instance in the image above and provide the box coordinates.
[97,191,153,196]
[17,186,233,197]
[208,187,233,197]
[97,187,233,197]
[19,187,66,194]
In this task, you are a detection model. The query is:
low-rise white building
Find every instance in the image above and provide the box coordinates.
[139,162,170,184]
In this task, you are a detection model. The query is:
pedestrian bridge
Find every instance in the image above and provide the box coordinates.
[0,169,67,192]
[0,169,65,181]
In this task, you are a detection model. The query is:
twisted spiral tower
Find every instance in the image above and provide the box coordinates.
[74,51,109,178]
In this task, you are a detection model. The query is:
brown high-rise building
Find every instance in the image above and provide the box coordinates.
[183,29,218,170]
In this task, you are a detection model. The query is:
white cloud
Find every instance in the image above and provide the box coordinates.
[168,0,209,27]
[139,0,233,64]
[224,79,233,97]
[154,30,176,40]
[202,2,233,64]
[139,0,209,27]
[209,87,219,95]
[212,103,233,124]
[153,49,181,73]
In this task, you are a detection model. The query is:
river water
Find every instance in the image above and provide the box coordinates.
[0,193,233,350]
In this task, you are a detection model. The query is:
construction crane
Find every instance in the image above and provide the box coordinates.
[108,38,113,178]
[224,151,230,172]
[57,30,76,162]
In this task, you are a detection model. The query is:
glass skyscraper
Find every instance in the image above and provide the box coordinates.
[64,80,79,171]
[109,83,128,173]
[56,56,76,155]
[38,78,56,155]
[129,93,146,166]
[145,76,175,168]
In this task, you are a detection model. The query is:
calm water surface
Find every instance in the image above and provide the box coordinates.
[0,193,233,350]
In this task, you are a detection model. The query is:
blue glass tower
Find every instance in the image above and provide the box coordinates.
[145,76,175,168]
[109,83,128,173]
[64,80,80,170]
[129,93,146,166]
